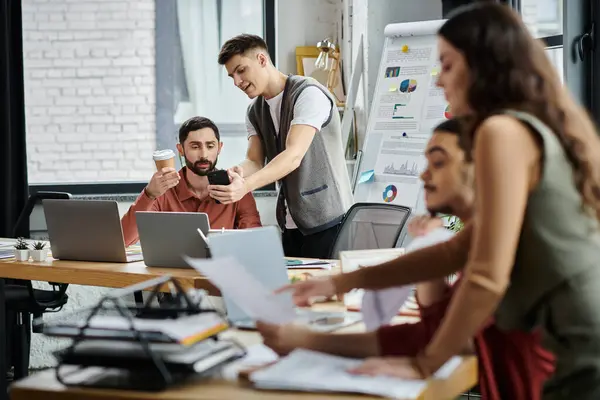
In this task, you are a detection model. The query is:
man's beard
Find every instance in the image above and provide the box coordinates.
[185,155,217,176]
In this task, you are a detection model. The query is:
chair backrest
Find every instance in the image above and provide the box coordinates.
[329,202,411,259]
[12,191,72,238]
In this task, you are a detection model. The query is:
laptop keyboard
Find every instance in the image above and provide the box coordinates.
[126,253,144,262]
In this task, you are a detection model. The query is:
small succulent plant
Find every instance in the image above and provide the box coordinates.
[32,241,46,250]
[14,237,29,250]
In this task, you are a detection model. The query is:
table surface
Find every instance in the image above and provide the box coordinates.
[10,327,477,400]
[1,239,478,399]
[0,238,336,295]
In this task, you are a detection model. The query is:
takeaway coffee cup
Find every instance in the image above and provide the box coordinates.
[152,149,176,171]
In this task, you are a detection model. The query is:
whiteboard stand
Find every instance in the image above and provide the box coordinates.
[340,34,367,192]
[352,20,448,213]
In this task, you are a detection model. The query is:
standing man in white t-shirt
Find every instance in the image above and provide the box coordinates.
[208,34,354,259]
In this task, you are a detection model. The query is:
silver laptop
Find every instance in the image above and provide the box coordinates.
[136,211,211,268]
[205,226,362,332]
[43,199,143,263]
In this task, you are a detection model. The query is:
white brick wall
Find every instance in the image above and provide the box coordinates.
[22,0,156,184]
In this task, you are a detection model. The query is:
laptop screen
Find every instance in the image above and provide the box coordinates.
[206,226,293,322]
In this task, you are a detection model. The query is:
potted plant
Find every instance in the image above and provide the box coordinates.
[13,238,29,261]
[447,216,464,233]
[445,216,463,284]
[30,241,48,262]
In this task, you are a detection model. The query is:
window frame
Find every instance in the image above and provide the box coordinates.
[591,0,599,123]
[511,0,594,114]
[27,0,276,196]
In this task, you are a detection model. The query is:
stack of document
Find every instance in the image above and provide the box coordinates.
[55,337,245,375]
[44,312,228,346]
[250,349,462,399]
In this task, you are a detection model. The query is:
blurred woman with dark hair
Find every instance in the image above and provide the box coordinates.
[259,117,555,399]
[280,3,600,398]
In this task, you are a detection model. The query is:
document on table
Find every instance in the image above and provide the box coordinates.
[250,348,463,399]
[183,256,295,325]
[361,227,456,330]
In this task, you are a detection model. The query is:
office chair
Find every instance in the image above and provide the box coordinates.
[328,202,411,259]
[7,191,71,379]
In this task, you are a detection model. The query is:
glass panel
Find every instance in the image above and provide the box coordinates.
[174,0,264,125]
[521,0,563,38]
[545,46,564,84]
[22,0,265,185]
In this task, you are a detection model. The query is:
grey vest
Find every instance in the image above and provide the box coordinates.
[247,75,354,235]
[494,110,600,331]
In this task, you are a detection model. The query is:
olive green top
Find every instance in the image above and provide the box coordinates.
[495,110,600,330]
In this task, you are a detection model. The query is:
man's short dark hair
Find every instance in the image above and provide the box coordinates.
[218,34,269,65]
[179,116,220,144]
[433,117,467,136]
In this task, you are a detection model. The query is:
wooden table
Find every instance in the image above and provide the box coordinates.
[0,257,217,294]
[0,243,477,399]
[9,329,477,400]
[0,245,338,400]
[0,246,337,296]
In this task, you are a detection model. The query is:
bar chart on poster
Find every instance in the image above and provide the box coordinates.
[353,20,450,214]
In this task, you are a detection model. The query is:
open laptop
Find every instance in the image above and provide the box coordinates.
[136,211,211,268]
[203,226,362,332]
[43,199,143,263]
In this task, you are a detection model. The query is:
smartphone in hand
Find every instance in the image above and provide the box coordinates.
[207,170,230,204]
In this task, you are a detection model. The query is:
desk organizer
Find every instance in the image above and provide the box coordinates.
[38,275,246,391]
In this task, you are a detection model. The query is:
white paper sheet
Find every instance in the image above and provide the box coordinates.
[251,348,462,399]
[340,249,405,311]
[362,286,414,331]
[361,227,455,330]
[406,227,455,252]
[221,343,279,381]
[183,256,295,325]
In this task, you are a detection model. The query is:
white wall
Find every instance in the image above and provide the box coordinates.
[22,0,156,184]
[276,0,341,74]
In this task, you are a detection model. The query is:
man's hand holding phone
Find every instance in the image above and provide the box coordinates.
[207,169,248,204]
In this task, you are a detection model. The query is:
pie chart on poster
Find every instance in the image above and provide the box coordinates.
[399,79,417,93]
[444,104,452,119]
[382,185,397,203]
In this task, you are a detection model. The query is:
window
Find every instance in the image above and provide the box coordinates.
[519,0,564,81]
[156,0,276,177]
[22,0,275,192]
[513,0,598,117]
[521,0,563,38]
[545,46,564,84]
[592,0,600,123]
